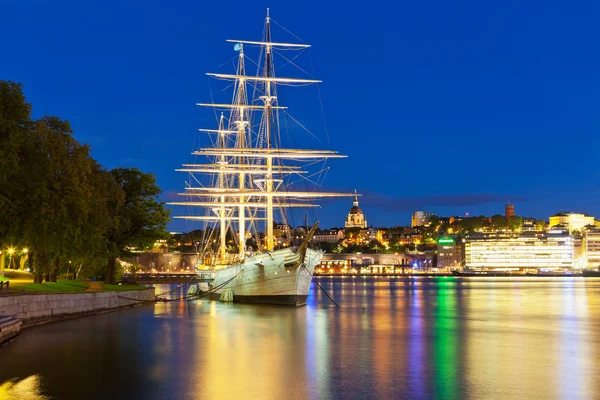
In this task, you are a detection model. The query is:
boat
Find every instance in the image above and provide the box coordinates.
[582,268,600,277]
[525,268,577,277]
[451,268,511,276]
[169,10,353,306]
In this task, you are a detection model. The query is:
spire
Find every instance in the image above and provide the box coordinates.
[353,189,358,207]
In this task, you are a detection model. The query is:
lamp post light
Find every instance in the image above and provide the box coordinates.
[20,248,29,271]
[7,248,15,270]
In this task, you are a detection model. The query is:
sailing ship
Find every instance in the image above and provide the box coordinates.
[169,10,354,306]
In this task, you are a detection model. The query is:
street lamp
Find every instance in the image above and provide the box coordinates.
[7,248,14,269]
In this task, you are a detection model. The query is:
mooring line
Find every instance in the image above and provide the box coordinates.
[303,266,339,308]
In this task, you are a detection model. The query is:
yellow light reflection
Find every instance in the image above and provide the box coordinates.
[0,375,49,399]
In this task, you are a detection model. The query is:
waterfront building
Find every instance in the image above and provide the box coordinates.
[549,212,595,233]
[412,211,433,227]
[505,203,514,219]
[315,253,413,275]
[345,191,367,229]
[584,228,600,267]
[522,217,536,232]
[312,229,344,243]
[464,228,574,269]
[437,236,460,269]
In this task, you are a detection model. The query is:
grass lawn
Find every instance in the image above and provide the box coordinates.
[10,280,146,293]
[0,276,8,282]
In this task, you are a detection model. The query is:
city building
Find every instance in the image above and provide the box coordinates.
[464,228,574,269]
[315,253,413,275]
[380,228,420,245]
[273,223,291,239]
[522,217,536,232]
[312,229,344,243]
[437,236,460,269]
[549,212,595,233]
[505,203,514,219]
[412,211,433,227]
[345,191,367,229]
[584,228,600,267]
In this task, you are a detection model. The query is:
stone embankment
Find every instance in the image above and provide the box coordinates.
[0,288,155,345]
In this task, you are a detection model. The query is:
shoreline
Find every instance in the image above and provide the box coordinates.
[0,288,156,346]
[313,273,586,277]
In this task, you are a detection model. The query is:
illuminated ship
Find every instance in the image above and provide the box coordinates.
[169,10,354,306]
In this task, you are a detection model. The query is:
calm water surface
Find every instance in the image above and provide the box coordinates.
[2,277,600,399]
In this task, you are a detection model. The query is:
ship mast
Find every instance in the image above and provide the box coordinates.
[263,8,275,251]
[235,44,248,257]
[217,113,227,262]
[169,10,358,263]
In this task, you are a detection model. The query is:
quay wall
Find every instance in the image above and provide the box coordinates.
[0,315,21,345]
[0,288,155,333]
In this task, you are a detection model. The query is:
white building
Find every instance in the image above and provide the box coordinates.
[345,192,367,229]
[312,229,344,243]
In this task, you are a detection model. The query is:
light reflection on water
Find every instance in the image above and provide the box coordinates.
[0,375,48,399]
[1,277,600,399]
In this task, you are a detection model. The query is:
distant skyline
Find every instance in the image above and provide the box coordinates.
[2,0,599,230]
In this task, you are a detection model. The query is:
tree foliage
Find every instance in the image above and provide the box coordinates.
[508,215,523,232]
[0,81,170,283]
[104,168,170,283]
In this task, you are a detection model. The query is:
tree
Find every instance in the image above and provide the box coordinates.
[70,166,125,279]
[0,81,31,242]
[535,220,548,231]
[491,214,507,230]
[20,116,97,282]
[104,168,170,284]
[508,215,523,232]
[0,81,171,284]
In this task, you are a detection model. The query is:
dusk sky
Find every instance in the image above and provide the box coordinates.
[2,0,599,231]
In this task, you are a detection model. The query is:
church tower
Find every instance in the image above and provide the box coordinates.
[345,190,367,228]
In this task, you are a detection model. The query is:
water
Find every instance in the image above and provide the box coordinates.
[2,277,600,399]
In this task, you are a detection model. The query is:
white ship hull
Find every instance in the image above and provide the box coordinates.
[205,248,323,306]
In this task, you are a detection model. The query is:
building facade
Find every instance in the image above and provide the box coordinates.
[505,203,514,219]
[522,217,536,232]
[312,229,344,243]
[437,236,460,269]
[584,228,600,267]
[464,229,574,269]
[315,252,414,274]
[345,192,367,229]
[412,211,433,227]
[549,212,595,233]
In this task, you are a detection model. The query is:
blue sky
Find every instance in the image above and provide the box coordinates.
[2,0,599,230]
